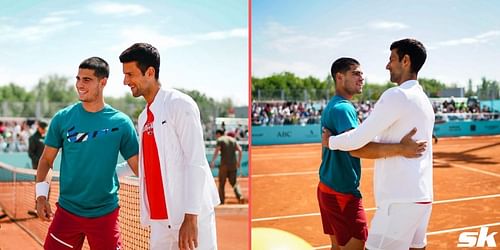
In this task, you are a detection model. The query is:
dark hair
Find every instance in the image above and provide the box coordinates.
[330,57,359,83]
[390,38,427,73]
[119,43,160,79]
[79,57,109,79]
[216,129,224,135]
[38,120,48,129]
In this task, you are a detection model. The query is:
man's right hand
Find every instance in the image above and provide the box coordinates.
[36,196,53,221]
[322,128,332,148]
[400,128,427,158]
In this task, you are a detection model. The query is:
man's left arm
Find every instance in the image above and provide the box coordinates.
[174,98,208,250]
[116,155,138,177]
[322,127,427,159]
[118,117,140,176]
[236,142,243,168]
[210,146,220,168]
[325,89,405,151]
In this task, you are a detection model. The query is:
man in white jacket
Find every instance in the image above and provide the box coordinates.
[323,38,434,250]
[119,43,220,250]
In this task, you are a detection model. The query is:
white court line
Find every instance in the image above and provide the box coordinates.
[313,244,335,249]
[312,222,500,249]
[434,159,500,178]
[427,222,500,235]
[252,212,319,222]
[252,207,378,222]
[252,171,317,178]
[252,167,373,178]
[251,193,500,222]
[252,153,320,160]
[433,193,500,204]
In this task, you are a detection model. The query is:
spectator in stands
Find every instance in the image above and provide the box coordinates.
[210,129,245,204]
[28,120,48,169]
[119,42,220,250]
[27,120,48,216]
[234,123,245,140]
[0,121,5,136]
[35,57,139,249]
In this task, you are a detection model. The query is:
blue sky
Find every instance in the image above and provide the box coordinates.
[252,0,500,91]
[0,0,248,105]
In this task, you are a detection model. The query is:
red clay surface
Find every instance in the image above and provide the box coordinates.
[251,136,500,249]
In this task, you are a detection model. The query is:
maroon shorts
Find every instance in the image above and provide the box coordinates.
[44,203,122,250]
[317,182,368,246]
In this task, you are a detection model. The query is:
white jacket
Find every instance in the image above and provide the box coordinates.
[137,88,220,228]
[329,80,434,205]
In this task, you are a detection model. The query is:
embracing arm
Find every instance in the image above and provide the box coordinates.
[327,89,405,151]
[323,127,427,159]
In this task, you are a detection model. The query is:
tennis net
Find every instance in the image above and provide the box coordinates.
[0,162,149,249]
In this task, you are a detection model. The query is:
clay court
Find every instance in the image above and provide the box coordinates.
[251,136,500,249]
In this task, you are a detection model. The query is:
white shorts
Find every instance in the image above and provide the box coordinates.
[366,202,432,250]
[150,211,217,250]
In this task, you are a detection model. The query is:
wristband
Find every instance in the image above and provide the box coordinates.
[35,181,50,199]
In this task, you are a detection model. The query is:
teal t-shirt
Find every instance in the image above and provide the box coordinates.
[45,103,139,217]
[319,95,362,198]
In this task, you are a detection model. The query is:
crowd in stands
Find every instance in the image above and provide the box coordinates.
[432,98,483,113]
[0,120,35,153]
[1,118,248,153]
[251,100,375,126]
[253,98,498,126]
[252,101,325,126]
[219,122,248,141]
[433,98,499,121]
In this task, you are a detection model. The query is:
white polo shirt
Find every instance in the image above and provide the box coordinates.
[328,80,435,205]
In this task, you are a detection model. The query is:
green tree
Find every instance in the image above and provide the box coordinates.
[465,79,475,97]
[105,94,145,121]
[418,78,446,97]
[31,74,77,117]
[0,83,36,116]
[177,88,217,124]
[252,72,330,101]
[355,82,394,102]
[477,77,499,99]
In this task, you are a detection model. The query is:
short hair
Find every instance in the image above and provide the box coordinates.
[79,57,109,79]
[330,57,360,83]
[119,43,160,79]
[390,38,427,73]
[216,129,224,135]
[38,120,48,129]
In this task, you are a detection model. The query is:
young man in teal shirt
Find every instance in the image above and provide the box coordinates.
[318,57,426,250]
[35,57,139,249]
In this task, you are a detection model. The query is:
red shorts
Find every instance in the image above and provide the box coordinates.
[317,182,368,246]
[44,203,122,250]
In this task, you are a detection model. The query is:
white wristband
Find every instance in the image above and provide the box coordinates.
[35,182,50,199]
